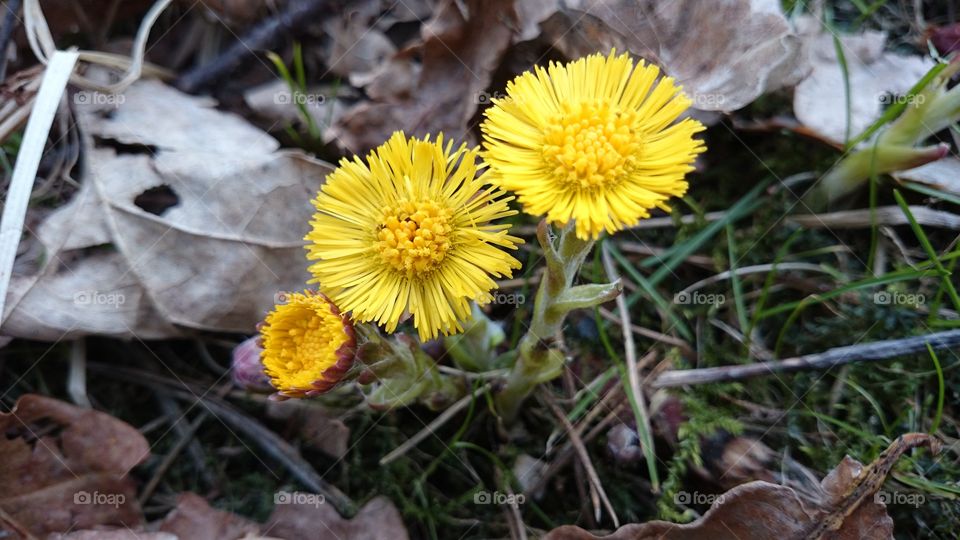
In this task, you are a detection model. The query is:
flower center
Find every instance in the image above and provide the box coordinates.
[542,101,641,190]
[273,306,345,388]
[376,199,453,275]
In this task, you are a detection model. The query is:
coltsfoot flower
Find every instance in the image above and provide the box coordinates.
[481,50,706,240]
[260,291,356,398]
[306,132,522,341]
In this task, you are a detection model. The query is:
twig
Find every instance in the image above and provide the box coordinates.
[155,393,217,488]
[674,262,832,298]
[651,329,960,388]
[380,383,491,465]
[500,470,528,540]
[597,307,692,354]
[176,0,338,93]
[788,206,960,230]
[87,363,357,516]
[529,399,631,497]
[139,406,209,505]
[0,0,22,83]
[0,504,35,540]
[601,242,659,492]
[541,389,620,528]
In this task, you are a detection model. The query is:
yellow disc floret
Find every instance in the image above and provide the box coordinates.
[376,199,453,275]
[260,292,355,398]
[481,50,706,240]
[306,132,522,341]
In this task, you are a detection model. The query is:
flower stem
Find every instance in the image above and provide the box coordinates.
[495,221,597,422]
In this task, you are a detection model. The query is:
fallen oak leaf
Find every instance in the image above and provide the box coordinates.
[0,394,150,537]
[543,433,939,539]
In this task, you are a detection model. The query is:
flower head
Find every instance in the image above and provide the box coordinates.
[481,50,705,239]
[306,132,522,341]
[260,292,356,398]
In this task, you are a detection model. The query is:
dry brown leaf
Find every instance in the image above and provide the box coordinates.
[793,20,934,145]
[328,0,518,152]
[322,2,397,84]
[539,0,805,113]
[0,395,149,538]
[156,492,406,540]
[195,0,270,24]
[544,433,938,540]
[159,493,261,539]
[1,79,332,340]
[264,399,351,459]
[263,495,407,540]
[49,532,176,540]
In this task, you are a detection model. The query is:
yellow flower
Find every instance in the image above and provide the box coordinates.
[480,50,705,240]
[306,132,522,341]
[260,292,356,398]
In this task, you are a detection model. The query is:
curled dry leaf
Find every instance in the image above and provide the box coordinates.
[894,157,960,197]
[1,79,332,340]
[322,1,397,84]
[158,493,261,539]
[264,399,351,459]
[793,20,934,146]
[328,0,519,152]
[540,0,805,113]
[264,495,407,540]
[792,20,960,196]
[544,433,939,539]
[0,394,149,537]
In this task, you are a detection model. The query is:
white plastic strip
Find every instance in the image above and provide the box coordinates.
[0,50,79,321]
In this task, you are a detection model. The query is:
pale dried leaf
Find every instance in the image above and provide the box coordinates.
[541,0,805,112]
[894,157,960,196]
[1,79,332,339]
[793,21,934,145]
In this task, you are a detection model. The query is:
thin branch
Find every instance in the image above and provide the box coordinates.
[176,0,337,93]
[540,390,620,528]
[379,383,491,466]
[651,329,960,388]
[88,362,357,516]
